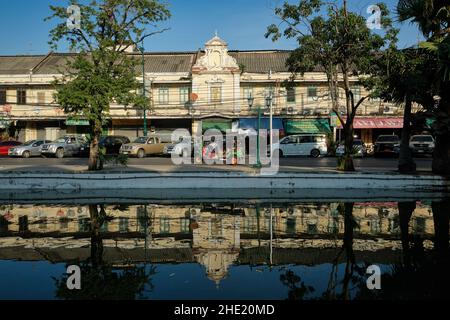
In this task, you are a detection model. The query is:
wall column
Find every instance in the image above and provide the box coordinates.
[25,122,37,141]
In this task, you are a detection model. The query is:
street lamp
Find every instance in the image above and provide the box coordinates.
[248,95,261,168]
[265,95,273,159]
[141,41,148,137]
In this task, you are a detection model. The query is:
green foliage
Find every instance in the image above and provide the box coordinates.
[266,0,397,171]
[366,47,438,108]
[98,147,129,168]
[266,1,397,85]
[54,263,155,300]
[46,0,170,170]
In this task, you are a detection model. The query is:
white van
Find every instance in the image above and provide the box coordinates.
[274,134,328,158]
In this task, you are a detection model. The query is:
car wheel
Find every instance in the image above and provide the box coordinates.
[56,148,65,159]
[311,149,320,158]
[277,150,284,158]
[22,151,31,159]
[137,149,145,159]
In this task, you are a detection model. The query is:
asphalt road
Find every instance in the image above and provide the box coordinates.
[0,155,433,173]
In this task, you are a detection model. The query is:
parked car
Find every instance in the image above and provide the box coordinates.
[0,141,22,156]
[409,135,435,155]
[120,136,168,158]
[335,139,367,158]
[374,135,400,157]
[274,134,328,158]
[163,137,193,158]
[8,140,51,158]
[41,136,88,158]
[79,135,131,157]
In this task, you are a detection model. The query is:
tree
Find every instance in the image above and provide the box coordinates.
[53,205,156,300]
[397,0,450,174]
[366,47,438,173]
[46,0,170,171]
[266,0,397,171]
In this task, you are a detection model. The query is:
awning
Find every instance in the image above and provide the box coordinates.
[285,119,331,134]
[239,118,284,131]
[336,117,404,129]
[66,119,90,126]
[202,119,232,133]
[0,119,11,129]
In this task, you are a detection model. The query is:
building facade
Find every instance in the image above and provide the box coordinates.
[0,35,406,144]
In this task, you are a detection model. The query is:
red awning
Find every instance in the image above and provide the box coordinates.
[338,117,403,129]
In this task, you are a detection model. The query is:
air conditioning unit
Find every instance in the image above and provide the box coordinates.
[383,106,395,114]
[287,106,295,115]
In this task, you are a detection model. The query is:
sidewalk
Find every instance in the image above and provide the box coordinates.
[0,161,434,175]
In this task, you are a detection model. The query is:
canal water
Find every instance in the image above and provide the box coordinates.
[1,199,449,300]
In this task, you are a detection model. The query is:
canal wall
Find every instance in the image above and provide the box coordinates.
[0,171,448,192]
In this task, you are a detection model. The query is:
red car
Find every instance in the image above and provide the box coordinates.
[0,141,23,156]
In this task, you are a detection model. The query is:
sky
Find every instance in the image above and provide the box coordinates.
[0,0,423,55]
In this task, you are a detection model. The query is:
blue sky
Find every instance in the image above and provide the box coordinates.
[0,0,422,55]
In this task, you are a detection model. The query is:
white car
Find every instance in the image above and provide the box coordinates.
[163,137,193,157]
[274,134,328,158]
[409,135,435,155]
[335,139,367,158]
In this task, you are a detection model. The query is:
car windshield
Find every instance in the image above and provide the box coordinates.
[377,136,399,142]
[53,138,68,143]
[411,136,433,142]
[134,137,147,144]
[22,140,37,146]
[354,140,363,145]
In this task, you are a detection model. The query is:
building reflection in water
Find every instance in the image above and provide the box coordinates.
[0,200,448,299]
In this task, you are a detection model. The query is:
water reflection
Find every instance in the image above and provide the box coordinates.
[0,200,449,300]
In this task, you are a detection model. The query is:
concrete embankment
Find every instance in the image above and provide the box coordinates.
[0,171,448,191]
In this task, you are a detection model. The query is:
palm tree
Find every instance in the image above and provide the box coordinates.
[397,0,448,38]
[397,0,450,175]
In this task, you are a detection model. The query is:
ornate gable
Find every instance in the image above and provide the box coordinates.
[192,34,240,73]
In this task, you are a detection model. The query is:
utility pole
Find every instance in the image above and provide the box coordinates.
[141,41,148,137]
[268,70,274,160]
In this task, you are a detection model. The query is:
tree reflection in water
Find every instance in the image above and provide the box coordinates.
[281,203,368,300]
[356,200,450,299]
[53,205,156,300]
[280,200,450,300]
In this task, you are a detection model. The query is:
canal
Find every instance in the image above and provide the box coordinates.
[1,198,449,300]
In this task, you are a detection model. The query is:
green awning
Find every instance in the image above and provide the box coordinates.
[285,119,331,134]
[426,118,435,128]
[0,119,11,129]
[202,119,232,133]
[66,119,90,126]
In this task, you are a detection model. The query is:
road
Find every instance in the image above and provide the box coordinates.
[0,155,433,173]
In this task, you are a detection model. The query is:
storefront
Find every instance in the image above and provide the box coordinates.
[284,119,331,135]
[202,118,233,134]
[238,117,285,136]
[112,119,192,138]
[336,117,404,144]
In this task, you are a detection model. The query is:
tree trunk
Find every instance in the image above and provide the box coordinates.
[432,98,450,175]
[342,124,355,171]
[432,200,450,257]
[342,202,355,300]
[89,205,104,268]
[88,123,102,171]
[398,97,416,173]
[341,59,355,172]
[398,201,416,265]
